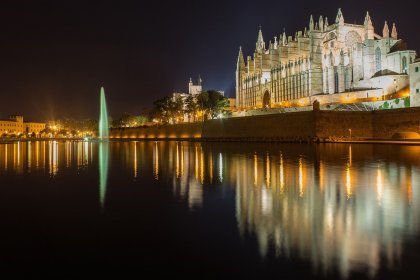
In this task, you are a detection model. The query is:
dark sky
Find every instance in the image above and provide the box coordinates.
[0,0,418,121]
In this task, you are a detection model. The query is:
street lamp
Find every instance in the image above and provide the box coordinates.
[394,79,397,95]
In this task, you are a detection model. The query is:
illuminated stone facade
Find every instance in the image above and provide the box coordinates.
[410,59,420,107]
[236,9,416,109]
[0,115,46,137]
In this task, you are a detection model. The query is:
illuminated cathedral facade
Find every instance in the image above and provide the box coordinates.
[235,9,416,109]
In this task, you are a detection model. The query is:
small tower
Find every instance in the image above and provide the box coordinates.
[383,21,390,38]
[364,11,374,39]
[319,16,324,32]
[188,78,193,94]
[256,26,265,53]
[391,23,398,39]
[336,8,344,25]
[324,17,329,31]
[309,15,314,31]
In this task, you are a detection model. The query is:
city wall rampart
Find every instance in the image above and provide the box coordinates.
[110,107,420,142]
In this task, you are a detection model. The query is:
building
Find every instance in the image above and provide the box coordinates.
[188,76,203,95]
[0,115,46,137]
[236,9,417,109]
[410,59,420,107]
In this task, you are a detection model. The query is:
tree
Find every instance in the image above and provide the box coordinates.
[150,95,185,124]
[185,94,199,122]
[196,90,230,120]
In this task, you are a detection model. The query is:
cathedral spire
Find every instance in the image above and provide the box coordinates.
[391,23,398,39]
[383,21,390,38]
[364,11,374,39]
[324,17,329,31]
[364,11,373,28]
[336,8,344,25]
[256,26,265,52]
[309,15,314,31]
[237,46,245,69]
[319,16,324,32]
[282,29,287,45]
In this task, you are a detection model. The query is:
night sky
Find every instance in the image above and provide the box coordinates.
[0,0,418,121]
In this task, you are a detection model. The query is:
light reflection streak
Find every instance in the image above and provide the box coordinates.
[279,153,284,192]
[299,158,304,197]
[27,141,31,169]
[134,142,138,178]
[377,167,383,204]
[254,153,257,186]
[153,142,159,180]
[265,153,270,188]
[219,153,223,183]
[99,142,109,209]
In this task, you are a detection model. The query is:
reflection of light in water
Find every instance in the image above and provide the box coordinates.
[377,167,383,204]
[17,142,20,168]
[4,144,7,170]
[181,144,184,177]
[279,153,284,192]
[36,141,39,168]
[153,142,159,180]
[346,164,352,198]
[99,142,109,209]
[254,153,258,186]
[133,142,138,178]
[195,145,198,182]
[176,142,179,178]
[200,148,204,184]
[346,145,353,199]
[65,141,71,168]
[319,160,324,192]
[48,141,58,175]
[27,141,31,169]
[299,158,304,197]
[209,152,213,184]
[83,140,89,166]
[265,153,270,188]
[13,143,16,169]
[219,153,223,183]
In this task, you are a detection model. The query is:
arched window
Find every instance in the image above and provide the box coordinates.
[375,47,382,72]
[334,69,339,93]
[402,56,408,73]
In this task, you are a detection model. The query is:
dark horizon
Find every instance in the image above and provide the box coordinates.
[0,0,418,121]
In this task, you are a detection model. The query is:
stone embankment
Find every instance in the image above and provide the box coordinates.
[110,107,420,143]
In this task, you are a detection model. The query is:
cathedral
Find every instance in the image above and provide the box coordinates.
[236,9,417,109]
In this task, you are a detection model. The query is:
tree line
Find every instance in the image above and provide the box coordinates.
[149,90,230,124]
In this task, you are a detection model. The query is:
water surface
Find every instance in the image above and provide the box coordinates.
[1,141,420,278]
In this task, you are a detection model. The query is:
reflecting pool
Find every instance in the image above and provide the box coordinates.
[1,141,420,278]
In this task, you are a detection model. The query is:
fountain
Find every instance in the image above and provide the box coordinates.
[99,87,109,140]
[98,87,109,209]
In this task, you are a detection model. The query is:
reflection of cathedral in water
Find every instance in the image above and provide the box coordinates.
[2,141,420,277]
[152,142,420,277]
[152,141,225,210]
[233,145,420,277]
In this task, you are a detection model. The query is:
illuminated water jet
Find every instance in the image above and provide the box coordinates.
[99,87,109,140]
[98,87,109,210]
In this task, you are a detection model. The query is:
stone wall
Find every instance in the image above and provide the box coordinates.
[202,112,315,141]
[315,111,373,140]
[372,107,420,138]
[110,108,420,142]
